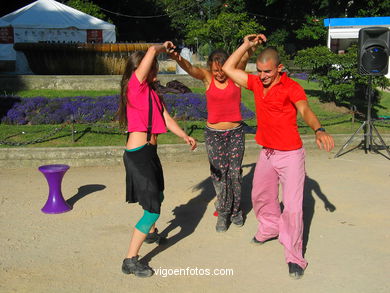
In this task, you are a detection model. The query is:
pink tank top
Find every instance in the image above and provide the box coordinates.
[206,78,242,123]
[126,73,167,134]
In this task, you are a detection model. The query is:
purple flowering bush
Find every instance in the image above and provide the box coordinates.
[0,93,254,125]
[164,93,208,120]
[290,72,310,80]
[0,96,118,125]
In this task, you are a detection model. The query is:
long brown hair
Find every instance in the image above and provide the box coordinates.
[117,51,160,128]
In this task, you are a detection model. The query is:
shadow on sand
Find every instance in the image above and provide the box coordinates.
[140,176,216,264]
[66,184,106,208]
[140,166,336,264]
[240,163,256,220]
[141,162,257,264]
[303,175,336,256]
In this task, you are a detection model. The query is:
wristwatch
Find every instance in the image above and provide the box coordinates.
[314,127,326,134]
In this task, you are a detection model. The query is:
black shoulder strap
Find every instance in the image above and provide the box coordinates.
[147,88,153,143]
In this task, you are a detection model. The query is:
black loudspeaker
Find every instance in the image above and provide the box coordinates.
[358,27,389,75]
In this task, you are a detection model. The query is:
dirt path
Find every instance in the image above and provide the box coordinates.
[0,148,389,293]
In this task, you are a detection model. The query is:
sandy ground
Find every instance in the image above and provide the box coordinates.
[0,148,389,293]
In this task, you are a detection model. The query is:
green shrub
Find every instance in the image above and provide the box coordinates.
[294,45,389,116]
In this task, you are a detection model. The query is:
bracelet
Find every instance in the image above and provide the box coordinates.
[315,127,326,134]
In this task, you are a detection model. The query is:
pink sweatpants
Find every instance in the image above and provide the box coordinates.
[251,147,307,269]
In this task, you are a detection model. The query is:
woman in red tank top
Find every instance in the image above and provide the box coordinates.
[171,44,260,232]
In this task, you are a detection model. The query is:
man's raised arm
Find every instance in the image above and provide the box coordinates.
[223,34,266,88]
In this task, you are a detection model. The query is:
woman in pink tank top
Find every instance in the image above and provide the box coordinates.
[117,42,197,278]
[171,41,262,232]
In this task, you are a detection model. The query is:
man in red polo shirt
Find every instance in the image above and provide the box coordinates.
[223,34,334,279]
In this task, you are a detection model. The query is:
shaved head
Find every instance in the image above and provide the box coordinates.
[255,46,283,87]
[257,47,281,66]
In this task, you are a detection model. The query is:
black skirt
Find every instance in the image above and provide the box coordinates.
[123,144,164,214]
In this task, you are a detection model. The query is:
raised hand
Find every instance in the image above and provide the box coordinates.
[167,43,182,61]
[244,34,267,48]
[162,41,175,53]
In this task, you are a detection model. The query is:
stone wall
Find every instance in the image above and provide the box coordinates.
[0,61,259,92]
[0,73,204,92]
[2,135,388,168]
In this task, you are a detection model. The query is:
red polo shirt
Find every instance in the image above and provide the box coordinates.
[247,73,307,150]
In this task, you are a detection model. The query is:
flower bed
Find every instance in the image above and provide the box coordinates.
[0,94,254,125]
[290,72,309,80]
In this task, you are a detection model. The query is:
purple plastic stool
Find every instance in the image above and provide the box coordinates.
[39,164,72,214]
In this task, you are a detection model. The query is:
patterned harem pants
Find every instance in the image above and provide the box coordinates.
[205,124,245,219]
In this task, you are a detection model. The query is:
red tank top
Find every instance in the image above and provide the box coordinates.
[206,78,242,123]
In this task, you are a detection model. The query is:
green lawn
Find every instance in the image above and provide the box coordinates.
[1,80,389,148]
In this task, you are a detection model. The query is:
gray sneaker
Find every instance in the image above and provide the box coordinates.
[231,213,244,227]
[122,256,153,277]
[216,215,229,232]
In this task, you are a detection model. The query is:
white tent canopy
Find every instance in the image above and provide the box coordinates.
[0,0,116,72]
[0,19,10,27]
[1,0,116,43]
[2,0,115,30]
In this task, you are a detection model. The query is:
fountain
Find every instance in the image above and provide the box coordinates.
[175,47,192,75]
[13,43,154,75]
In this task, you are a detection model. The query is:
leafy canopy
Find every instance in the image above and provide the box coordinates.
[294,45,390,114]
[66,0,111,22]
[185,12,264,54]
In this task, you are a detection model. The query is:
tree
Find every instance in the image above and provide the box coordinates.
[157,0,248,39]
[3,0,389,51]
[157,0,211,38]
[220,0,247,13]
[265,29,291,66]
[66,0,111,22]
[185,12,264,54]
[344,0,390,17]
[294,45,390,115]
[295,16,327,43]
[245,0,389,53]
[90,0,173,42]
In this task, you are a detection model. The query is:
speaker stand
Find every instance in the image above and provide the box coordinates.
[335,77,390,160]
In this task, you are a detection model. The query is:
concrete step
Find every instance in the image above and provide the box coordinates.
[1,135,389,168]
